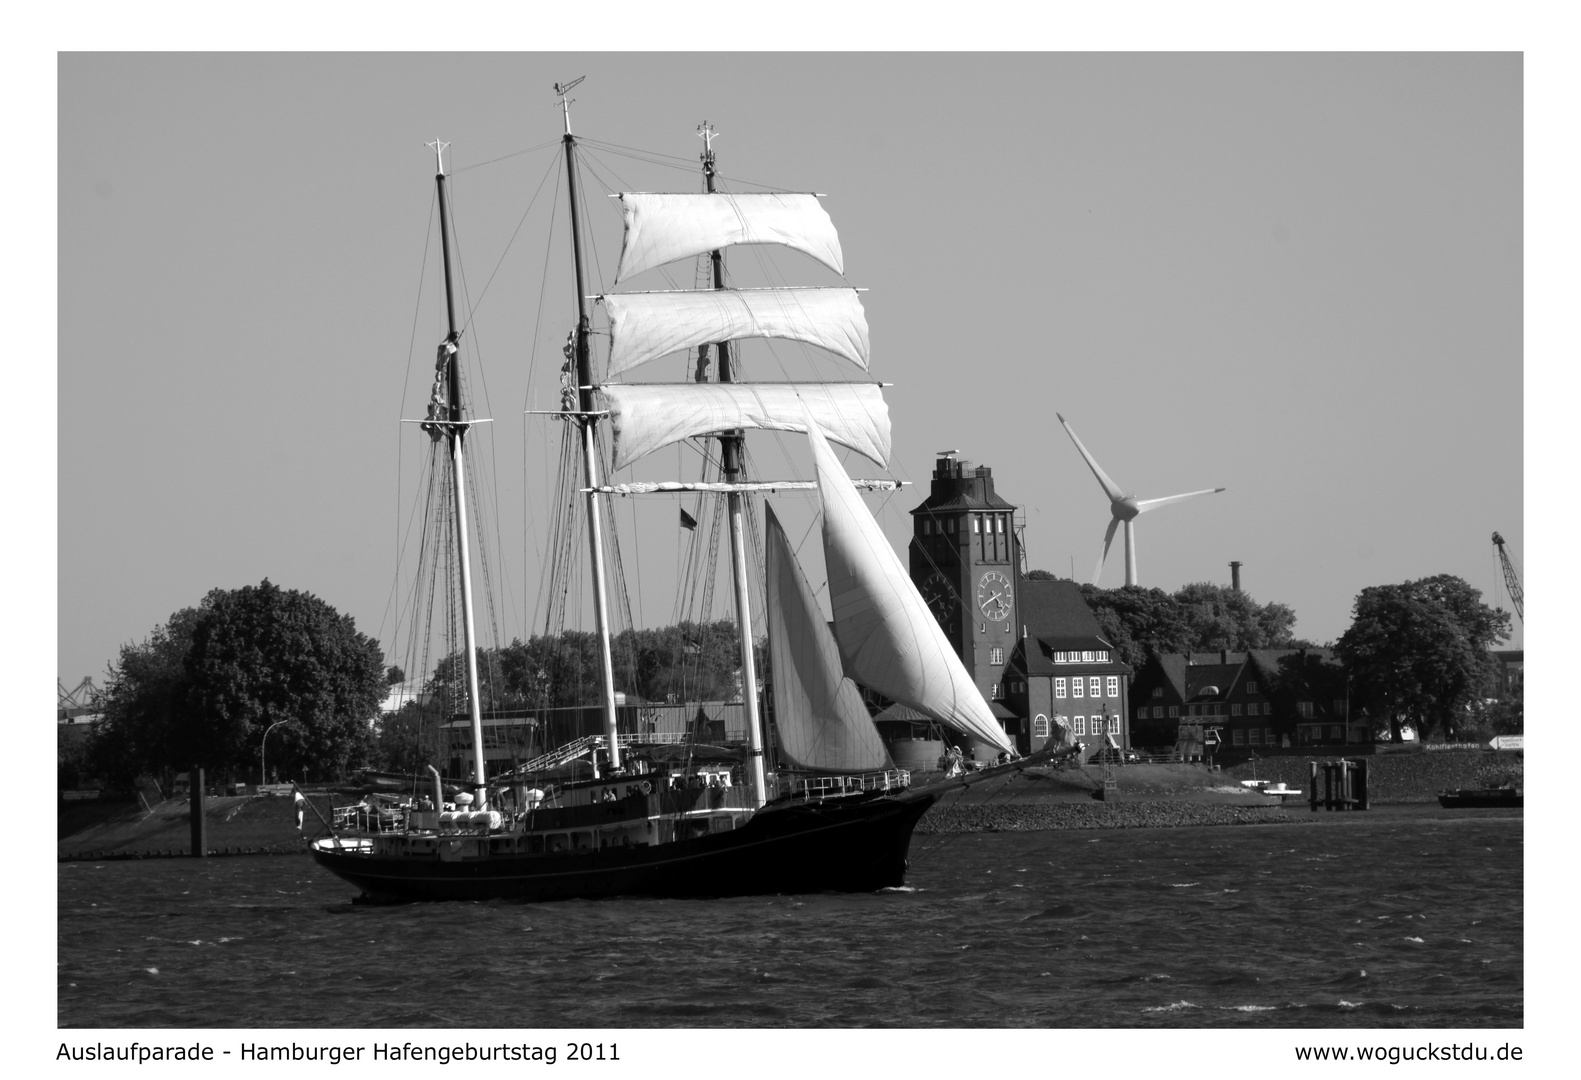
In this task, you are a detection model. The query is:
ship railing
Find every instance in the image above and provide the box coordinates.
[332,805,410,833]
[516,731,690,775]
[787,769,911,800]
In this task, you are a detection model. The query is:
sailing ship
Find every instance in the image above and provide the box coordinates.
[310,85,1031,902]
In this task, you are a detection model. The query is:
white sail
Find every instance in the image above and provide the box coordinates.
[765,505,893,773]
[808,420,1014,755]
[599,382,890,473]
[600,288,869,377]
[615,193,844,283]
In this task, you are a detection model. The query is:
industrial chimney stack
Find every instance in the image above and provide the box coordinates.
[1230,561,1242,592]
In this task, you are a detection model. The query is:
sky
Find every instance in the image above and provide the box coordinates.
[57,51,1523,687]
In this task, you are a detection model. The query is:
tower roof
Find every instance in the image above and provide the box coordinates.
[910,453,1016,513]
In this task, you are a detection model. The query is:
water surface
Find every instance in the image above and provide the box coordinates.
[58,813,1521,1028]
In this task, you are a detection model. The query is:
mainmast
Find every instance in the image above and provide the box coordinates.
[427,140,489,808]
[557,79,623,773]
[699,123,768,809]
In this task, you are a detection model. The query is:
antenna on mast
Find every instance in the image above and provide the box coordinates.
[697,121,719,156]
[424,139,450,176]
[555,77,585,135]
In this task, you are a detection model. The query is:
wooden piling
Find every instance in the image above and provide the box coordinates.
[189,767,208,858]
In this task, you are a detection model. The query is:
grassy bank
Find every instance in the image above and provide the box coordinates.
[57,791,339,860]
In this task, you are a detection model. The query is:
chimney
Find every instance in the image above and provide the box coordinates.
[1220,648,1229,665]
[1230,561,1242,592]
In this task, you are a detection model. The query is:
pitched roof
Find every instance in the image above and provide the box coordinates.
[1019,579,1106,640]
[1183,662,1245,699]
[1151,653,1189,698]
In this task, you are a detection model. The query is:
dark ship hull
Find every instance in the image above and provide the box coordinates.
[310,791,937,903]
[1437,788,1522,809]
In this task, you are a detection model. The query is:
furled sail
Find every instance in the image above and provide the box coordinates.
[599,382,890,473]
[615,193,844,283]
[808,419,1015,755]
[600,288,869,377]
[765,504,893,773]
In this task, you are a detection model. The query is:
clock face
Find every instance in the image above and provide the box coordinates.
[920,572,955,626]
[976,570,1013,622]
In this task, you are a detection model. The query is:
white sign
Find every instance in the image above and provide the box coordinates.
[1488,734,1524,751]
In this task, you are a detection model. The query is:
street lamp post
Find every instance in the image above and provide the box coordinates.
[261,719,290,787]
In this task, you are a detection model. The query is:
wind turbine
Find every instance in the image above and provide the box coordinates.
[1056,413,1225,587]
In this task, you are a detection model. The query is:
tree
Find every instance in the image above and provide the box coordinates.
[91,580,385,785]
[1335,575,1510,742]
[89,606,204,788]
[183,579,386,779]
[1072,581,1300,669]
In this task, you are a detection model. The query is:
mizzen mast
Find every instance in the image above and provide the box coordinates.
[426,139,489,808]
[698,122,768,808]
[557,79,624,774]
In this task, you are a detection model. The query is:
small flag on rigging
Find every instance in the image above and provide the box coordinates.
[679,508,697,531]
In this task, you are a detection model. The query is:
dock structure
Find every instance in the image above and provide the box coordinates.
[1309,758,1369,812]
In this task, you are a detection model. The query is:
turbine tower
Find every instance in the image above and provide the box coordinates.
[1057,413,1225,587]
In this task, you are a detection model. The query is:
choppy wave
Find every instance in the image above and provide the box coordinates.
[59,815,1522,1028]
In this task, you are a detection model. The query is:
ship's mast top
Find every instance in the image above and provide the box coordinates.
[425,138,450,176]
[697,121,719,165]
[556,76,585,136]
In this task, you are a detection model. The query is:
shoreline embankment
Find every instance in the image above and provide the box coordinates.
[58,749,1517,860]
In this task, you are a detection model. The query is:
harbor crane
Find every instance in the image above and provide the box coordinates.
[1492,531,1523,624]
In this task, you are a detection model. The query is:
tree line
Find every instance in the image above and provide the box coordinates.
[65,569,1518,792]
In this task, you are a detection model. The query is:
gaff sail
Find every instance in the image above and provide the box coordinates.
[599,287,869,377]
[599,382,890,473]
[614,193,844,283]
[808,420,1015,755]
[765,504,893,773]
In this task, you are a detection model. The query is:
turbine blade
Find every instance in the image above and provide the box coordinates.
[1135,487,1226,513]
[1057,413,1125,503]
[1093,515,1120,585]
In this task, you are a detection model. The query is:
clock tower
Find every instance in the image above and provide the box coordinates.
[908,452,1022,751]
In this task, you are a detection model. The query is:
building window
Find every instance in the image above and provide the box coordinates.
[1247,702,1259,716]
[1245,681,1257,694]
[1232,728,1246,746]
[1106,676,1119,698]
[1054,677,1067,699]
[1152,706,1164,719]
[1108,716,1120,735]
[1083,650,1096,662]
[973,516,980,534]
[1265,728,1275,745]
[1167,705,1179,718]
[1298,701,1314,718]
[1096,650,1110,662]
[1073,716,1086,736]
[991,683,1002,699]
[1089,676,1101,698]
[1231,703,1242,716]
[946,518,955,533]
[990,646,1004,666]
[1136,707,1147,721]
[1152,687,1164,698]
[1248,727,1261,745]
[1033,716,1049,739]
[1071,679,1084,699]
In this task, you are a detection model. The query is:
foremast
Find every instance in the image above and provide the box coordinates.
[698,123,768,808]
[427,140,489,808]
[558,80,623,774]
